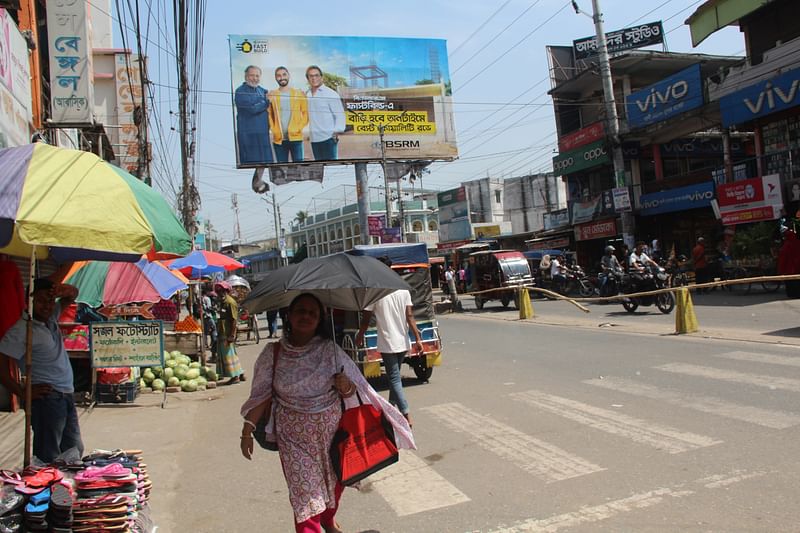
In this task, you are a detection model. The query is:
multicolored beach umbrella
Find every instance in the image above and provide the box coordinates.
[0,143,191,262]
[60,258,189,308]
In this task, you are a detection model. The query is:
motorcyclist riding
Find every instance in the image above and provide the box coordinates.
[628,241,659,273]
[600,245,623,295]
[550,254,567,293]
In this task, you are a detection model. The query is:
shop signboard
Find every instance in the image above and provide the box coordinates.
[367,214,385,236]
[659,137,747,157]
[529,236,571,251]
[228,35,457,169]
[90,321,164,368]
[612,187,632,211]
[639,181,715,216]
[552,140,609,176]
[716,174,782,211]
[720,68,800,127]
[474,224,501,240]
[114,54,144,175]
[571,196,600,224]
[380,227,402,243]
[543,208,570,231]
[721,205,782,226]
[47,0,94,125]
[436,239,470,251]
[575,219,618,241]
[0,8,32,147]
[437,186,471,244]
[558,122,604,152]
[573,21,664,60]
[626,64,703,129]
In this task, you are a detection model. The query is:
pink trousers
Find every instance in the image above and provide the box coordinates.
[294,482,344,533]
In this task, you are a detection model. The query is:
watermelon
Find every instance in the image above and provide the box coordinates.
[151,378,165,391]
[165,359,178,369]
[142,369,155,384]
[151,366,163,377]
[182,379,198,392]
[199,366,208,377]
[206,368,218,382]
[167,376,180,387]
[174,365,189,380]
[196,376,207,386]
[163,367,174,380]
[185,368,200,380]
[170,350,182,359]
[189,362,201,369]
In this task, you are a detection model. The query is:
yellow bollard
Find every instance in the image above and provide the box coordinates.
[674,287,699,334]
[518,287,534,319]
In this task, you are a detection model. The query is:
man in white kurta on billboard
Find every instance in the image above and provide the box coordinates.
[305,65,346,161]
[356,257,423,427]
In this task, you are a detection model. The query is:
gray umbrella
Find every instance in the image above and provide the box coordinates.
[242,253,411,313]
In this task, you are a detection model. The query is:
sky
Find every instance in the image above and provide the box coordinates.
[121,0,745,244]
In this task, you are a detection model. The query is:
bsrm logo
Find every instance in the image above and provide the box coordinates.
[384,140,420,148]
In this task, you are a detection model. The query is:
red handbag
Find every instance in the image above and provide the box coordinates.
[330,392,399,486]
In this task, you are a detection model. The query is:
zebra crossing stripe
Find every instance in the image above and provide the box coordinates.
[486,469,765,532]
[365,450,470,517]
[584,376,800,429]
[421,402,604,483]
[511,390,720,454]
[714,351,800,368]
[487,487,695,532]
[656,363,800,392]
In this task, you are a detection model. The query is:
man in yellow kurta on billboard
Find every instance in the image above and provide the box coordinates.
[268,66,309,163]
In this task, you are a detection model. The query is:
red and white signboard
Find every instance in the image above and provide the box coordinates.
[558,122,605,152]
[721,205,782,226]
[717,174,781,210]
[575,219,617,241]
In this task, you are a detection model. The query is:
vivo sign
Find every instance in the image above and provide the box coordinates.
[639,181,715,216]
[720,68,800,127]
[626,64,704,129]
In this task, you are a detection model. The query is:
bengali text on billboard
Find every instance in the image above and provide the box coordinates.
[228,35,458,169]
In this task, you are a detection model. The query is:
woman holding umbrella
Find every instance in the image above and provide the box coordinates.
[239,293,415,532]
[215,282,246,384]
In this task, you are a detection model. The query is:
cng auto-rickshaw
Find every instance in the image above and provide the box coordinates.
[470,249,534,309]
[336,243,442,381]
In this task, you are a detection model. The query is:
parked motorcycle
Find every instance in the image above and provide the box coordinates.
[620,265,675,314]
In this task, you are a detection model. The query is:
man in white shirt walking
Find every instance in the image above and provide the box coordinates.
[356,257,423,427]
[305,65,346,161]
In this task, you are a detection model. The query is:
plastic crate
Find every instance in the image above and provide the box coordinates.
[95,382,138,404]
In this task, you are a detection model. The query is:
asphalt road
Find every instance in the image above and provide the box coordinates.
[78,304,800,532]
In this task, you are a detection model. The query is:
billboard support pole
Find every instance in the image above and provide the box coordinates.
[355,163,371,245]
[378,124,393,228]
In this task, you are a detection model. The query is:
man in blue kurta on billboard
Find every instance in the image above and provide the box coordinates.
[234,65,274,165]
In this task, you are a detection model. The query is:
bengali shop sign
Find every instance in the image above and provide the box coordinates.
[90,321,164,368]
[575,219,618,241]
[228,35,457,169]
[368,215,385,236]
[721,205,781,226]
[573,21,664,60]
[558,122,604,152]
[716,174,781,210]
[47,0,94,124]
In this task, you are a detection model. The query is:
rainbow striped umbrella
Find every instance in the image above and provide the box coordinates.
[60,258,189,308]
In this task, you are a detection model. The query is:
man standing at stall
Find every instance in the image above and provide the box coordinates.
[215,282,245,385]
[0,279,83,463]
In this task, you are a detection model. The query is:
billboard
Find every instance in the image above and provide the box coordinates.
[720,68,800,127]
[437,187,471,243]
[626,64,704,129]
[228,35,457,169]
[0,8,32,148]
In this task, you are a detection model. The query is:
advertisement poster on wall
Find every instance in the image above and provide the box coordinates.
[228,35,458,170]
[0,8,32,147]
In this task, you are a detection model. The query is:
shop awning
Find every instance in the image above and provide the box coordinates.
[686,0,771,47]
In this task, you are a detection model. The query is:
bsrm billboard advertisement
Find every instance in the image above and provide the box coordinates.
[228,35,458,168]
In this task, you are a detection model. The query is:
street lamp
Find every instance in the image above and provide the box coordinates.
[572,0,635,247]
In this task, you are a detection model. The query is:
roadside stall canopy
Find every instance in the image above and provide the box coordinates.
[349,242,429,266]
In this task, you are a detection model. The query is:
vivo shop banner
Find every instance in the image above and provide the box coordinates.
[228,35,458,168]
[720,68,800,127]
[639,181,715,216]
[626,64,703,129]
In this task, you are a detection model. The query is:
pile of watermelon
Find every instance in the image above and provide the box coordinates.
[140,350,219,393]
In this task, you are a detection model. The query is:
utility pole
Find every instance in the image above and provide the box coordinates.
[231,193,241,243]
[176,0,193,238]
[355,163,370,245]
[133,0,150,184]
[575,0,634,247]
[271,192,282,261]
[378,124,393,228]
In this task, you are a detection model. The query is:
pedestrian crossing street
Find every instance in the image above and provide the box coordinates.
[362,348,800,531]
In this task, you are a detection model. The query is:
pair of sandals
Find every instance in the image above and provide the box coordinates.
[0,467,63,495]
